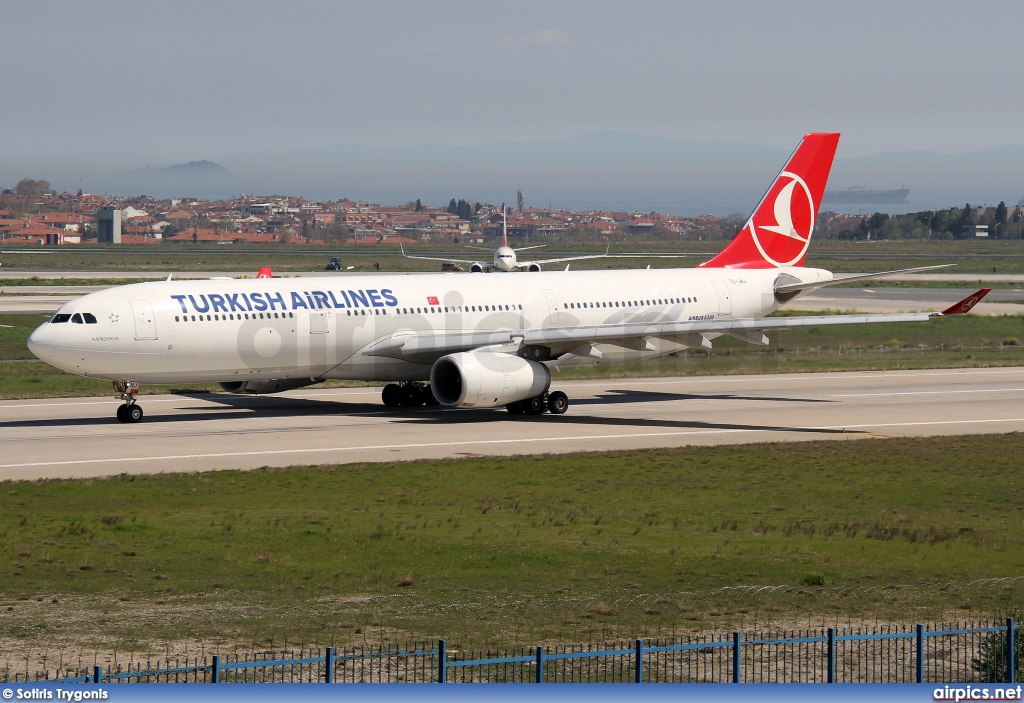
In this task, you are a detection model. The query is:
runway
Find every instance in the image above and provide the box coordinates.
[1,366,1023,481]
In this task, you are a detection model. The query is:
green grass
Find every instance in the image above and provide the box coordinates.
[1,436,1022,654]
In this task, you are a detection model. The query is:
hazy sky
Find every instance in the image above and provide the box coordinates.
[5,0,1024,162]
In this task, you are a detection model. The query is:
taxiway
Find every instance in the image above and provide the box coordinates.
[1,367,1022,481]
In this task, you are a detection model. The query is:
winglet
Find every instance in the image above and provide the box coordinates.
[937,288,991,316]
[256,267,273,279]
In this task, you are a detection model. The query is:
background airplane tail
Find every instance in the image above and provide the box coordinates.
[699,132,840,269]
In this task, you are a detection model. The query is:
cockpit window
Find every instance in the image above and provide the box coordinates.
[50,314,71,324]
[83,313,98,324]
[71,313,84,324]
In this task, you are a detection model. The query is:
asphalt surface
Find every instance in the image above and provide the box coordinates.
[1,367,1022,481]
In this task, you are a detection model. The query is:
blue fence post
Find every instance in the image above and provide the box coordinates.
[827,628,835,683]
[635,639,643,683]
[1007,618,1016,684]
[916,624,925,684]
[437,640,446,684]
[535,646,544,684]
[324,647,333,683]
[211,655,220,684]
[732,632,741,683]
[92,665,102,684]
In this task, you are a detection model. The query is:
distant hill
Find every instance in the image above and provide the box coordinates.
[126,160,233,177]
[105,160,239,198]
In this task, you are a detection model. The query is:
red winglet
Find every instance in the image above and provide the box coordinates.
[939,288,990,315]
[256,267,273,279]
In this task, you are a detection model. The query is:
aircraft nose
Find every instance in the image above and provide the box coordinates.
[27,323,55,362]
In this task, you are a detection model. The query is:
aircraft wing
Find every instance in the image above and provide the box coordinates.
[514,246,610,268]
[400,245,486,267]
[364,288,990,360]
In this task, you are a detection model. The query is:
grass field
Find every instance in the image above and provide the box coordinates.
[0,435,1021,662]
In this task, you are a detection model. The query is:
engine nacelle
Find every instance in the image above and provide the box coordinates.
[469,262,485,273]
[526,262,542,272]
[218,378,321,395]
[430,352,550,408]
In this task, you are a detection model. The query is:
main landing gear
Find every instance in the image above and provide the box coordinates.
[506,390,568,416]
[381,382,440,408]
[114,381,144,423]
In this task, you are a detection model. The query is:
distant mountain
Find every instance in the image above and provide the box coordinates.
[104,160,239,198]
[125,160,233,177]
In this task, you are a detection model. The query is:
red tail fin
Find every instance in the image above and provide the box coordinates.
[700,133,840,269]
[256,267,273,279]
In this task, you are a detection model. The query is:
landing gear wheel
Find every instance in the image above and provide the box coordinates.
[382,383,402,407]
[524,396,546,415]
[399,384,424,407]
[547,391,569,415]
[113,380,142,423]
[506,401,524,414]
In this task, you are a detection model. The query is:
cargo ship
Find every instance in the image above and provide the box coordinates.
[822,187,910,204]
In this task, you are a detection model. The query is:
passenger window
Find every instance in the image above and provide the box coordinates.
[50,313,71,323]
[71,313,83,324]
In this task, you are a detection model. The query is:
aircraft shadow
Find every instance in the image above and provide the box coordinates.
[0,389,837,431]
[572,388,831,406]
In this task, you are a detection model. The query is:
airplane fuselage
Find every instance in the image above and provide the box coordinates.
[27,266,831,385]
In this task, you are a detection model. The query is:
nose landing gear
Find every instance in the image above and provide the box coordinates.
[114,381,144,423]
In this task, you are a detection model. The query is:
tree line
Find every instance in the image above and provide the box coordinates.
[836,202,1021,240]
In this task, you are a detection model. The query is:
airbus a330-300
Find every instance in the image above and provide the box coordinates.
[28,133,989,423]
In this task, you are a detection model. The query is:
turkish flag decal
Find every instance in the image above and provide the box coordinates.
[427,296,440,306]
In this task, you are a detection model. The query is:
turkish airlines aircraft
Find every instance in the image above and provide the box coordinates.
[401,206,608,272]
[28,133,989,423]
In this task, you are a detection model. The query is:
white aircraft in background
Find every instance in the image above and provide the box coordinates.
[28,133,989,423]
[401,206,608,272]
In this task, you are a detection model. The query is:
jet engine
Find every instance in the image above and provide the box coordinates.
[218,378,321,395]
[527,263,542,272]
[430,352,550,408]
[469,262,485,273]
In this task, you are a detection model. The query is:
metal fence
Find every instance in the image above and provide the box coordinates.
[4,619,1016,684]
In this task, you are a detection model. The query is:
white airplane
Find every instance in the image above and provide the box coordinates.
[401,207,608,272]
[28,133,989,423]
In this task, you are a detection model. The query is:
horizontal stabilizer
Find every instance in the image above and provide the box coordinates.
[774,265,955,298]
